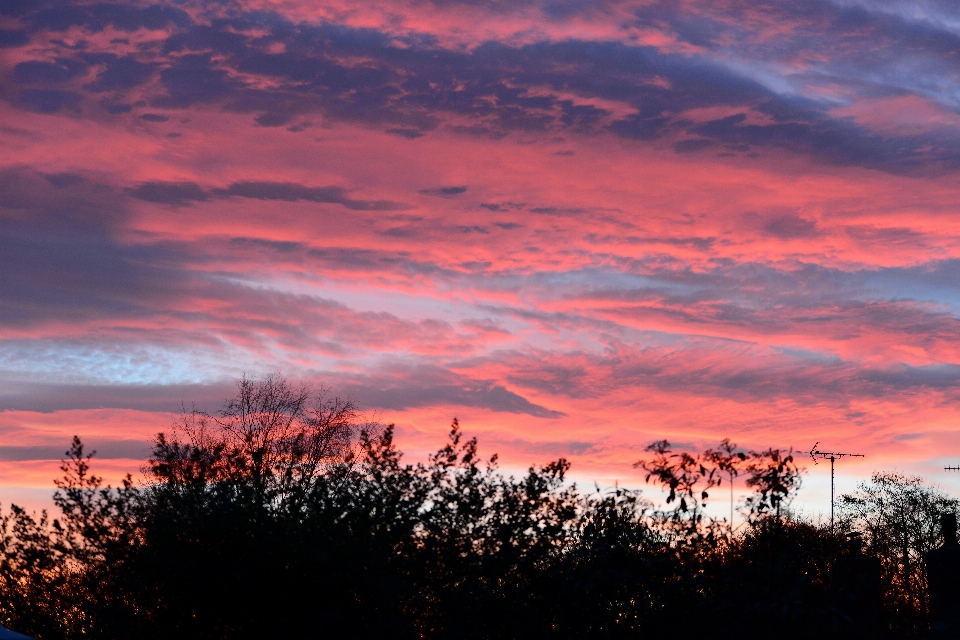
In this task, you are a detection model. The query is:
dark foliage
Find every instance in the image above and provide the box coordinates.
[0,376,952,639]
[838,472,960,635]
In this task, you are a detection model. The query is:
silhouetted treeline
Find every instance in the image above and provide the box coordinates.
[0,376,955,639]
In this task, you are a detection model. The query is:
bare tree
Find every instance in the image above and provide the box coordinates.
[839,472,959,622]
[152,374,367,510]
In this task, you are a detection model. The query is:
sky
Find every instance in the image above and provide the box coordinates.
[2,0,960,518]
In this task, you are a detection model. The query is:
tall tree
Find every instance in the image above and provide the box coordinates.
[839,472,959,631]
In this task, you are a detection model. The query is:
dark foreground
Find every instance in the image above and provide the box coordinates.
[0,377,955,639]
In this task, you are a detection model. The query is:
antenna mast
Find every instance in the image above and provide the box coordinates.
[810,442,864,531]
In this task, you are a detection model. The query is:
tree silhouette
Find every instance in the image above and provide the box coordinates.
[743,447,802,520]
[633,439,721,542]
[705,438,747,530]
[0,377,950,639]
[839,472,959,633]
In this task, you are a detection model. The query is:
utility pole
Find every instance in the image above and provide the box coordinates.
[810,442,864,531]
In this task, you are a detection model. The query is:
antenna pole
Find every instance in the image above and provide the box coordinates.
[810,443,864,533]
[830,455,835,530]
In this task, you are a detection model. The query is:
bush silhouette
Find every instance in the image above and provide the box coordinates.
[0,376,950,639]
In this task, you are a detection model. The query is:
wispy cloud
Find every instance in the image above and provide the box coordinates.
[1,0,960,496]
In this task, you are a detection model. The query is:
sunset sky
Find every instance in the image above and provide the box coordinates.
[3,0,960,517]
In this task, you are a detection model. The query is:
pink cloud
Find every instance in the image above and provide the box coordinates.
[4,0,960,516]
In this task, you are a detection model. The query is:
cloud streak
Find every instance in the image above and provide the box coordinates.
[1,0,960,502]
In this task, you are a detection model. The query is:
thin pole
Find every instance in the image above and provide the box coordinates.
[810,443,863,533]
[730,471,734,533]
[830,455,835,531]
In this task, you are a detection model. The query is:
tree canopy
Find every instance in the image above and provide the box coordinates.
[0,376,952,639]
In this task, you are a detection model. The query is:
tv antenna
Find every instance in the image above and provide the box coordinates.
[810,443,864,531]
[946,466,960,471]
